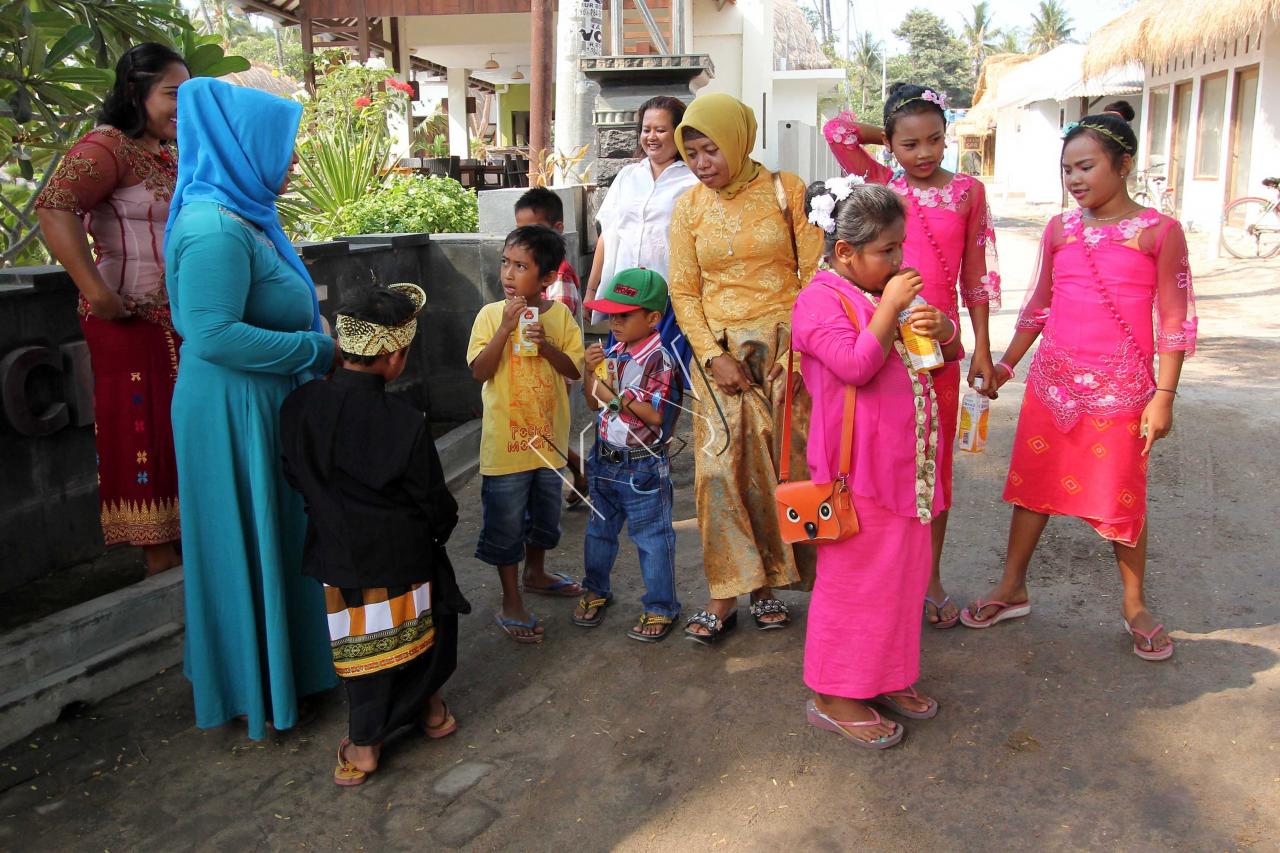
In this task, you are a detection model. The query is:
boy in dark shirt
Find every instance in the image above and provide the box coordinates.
[280,284,470,787]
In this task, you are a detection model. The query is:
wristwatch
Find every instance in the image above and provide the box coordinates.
[607,396,623,413]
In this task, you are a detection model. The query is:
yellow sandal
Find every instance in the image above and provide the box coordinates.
[333,737,370,787]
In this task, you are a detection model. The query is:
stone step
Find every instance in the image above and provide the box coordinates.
[0,621,183,750]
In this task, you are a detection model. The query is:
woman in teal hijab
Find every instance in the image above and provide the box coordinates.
[166,77,337,739]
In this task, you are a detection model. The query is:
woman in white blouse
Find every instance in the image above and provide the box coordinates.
[586,96,699,332]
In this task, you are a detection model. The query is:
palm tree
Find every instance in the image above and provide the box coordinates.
[1028,0,1074,54]
[994,29,1022,55]
[847,31,883,113]
[962,2,1003,78]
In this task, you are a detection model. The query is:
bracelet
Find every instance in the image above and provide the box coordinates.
[939,320,959,347]
[1155,387,1178,395]
[996,361,1016,380]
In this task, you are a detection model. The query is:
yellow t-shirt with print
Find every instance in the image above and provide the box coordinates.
[466,300,584,476]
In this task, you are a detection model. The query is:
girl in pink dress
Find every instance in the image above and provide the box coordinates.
[792,180,962,749]
[960,108,1196,662]
[823,84,1001,630]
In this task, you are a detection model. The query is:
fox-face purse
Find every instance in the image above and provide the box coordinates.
[775,289,860,544]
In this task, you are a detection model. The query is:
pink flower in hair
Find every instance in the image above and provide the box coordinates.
[922,90,946,109]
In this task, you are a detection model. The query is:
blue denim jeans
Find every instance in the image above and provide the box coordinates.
[475,467,565,566]
[582,445,679,619]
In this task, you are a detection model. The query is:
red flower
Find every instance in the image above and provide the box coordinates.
[385,77,415,96]
[354,96,373,108]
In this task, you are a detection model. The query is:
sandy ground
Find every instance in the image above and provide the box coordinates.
[2,205,1278,852]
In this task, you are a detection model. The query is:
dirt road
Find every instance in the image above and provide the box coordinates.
[2,209,1277,852]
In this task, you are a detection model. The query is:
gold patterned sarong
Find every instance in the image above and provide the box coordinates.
[691,322,815,599]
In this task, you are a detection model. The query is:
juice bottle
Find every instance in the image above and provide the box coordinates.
[513,305,539,356]
[594,356,618,388]
[958,377,990,453]
[897,296,945,371]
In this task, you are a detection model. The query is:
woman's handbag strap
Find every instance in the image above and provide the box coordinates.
[779,288,860,483]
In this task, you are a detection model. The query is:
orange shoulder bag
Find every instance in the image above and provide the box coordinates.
[775,290,860,544]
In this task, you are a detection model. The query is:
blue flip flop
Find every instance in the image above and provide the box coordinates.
[494,610,543,644]
[524,571,582,597]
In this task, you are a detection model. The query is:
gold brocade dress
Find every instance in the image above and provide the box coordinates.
[668,169,823,598]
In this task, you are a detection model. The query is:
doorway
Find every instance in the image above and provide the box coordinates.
[1226,65,1260,204]
[1169,80,1193,215]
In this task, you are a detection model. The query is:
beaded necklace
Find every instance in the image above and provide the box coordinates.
[898,175,961,317]
[853,287,939,524]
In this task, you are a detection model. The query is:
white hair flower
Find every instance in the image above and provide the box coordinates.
[808,210,836,234]
[810,193,835,216]
[823,174,866,202]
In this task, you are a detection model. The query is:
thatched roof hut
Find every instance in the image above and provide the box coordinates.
[1084,0,1280,77]
[954,53,1033,136]
[773,0,833,71]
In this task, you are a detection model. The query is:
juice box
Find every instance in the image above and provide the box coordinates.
[957,379,990,453]
[513,305,539,356]
[594,356,619,388]
[897,296,945,372]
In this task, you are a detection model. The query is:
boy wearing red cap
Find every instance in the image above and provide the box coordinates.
[574,268,680,642]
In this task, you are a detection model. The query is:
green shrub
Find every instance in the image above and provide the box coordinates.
[332,174,478,236]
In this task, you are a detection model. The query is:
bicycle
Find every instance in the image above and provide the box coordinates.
[1220,177,1280,259]
[1132,159,1174,215]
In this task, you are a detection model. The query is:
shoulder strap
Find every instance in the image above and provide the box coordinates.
[779,285,860,483]
[772,172,800,277]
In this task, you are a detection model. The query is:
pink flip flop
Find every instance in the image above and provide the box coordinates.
[870,685,939,720]
[1123,619,1174,661]
[805,700,904,750]
[960,598,1031,629]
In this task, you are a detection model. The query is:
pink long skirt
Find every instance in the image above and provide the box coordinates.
[803,498,931,699]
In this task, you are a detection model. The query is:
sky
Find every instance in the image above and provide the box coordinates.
[835,0,1128,55]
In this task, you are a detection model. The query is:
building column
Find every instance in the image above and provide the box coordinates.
[387,17,412,161]
[553,0,602,184]
[447,67,471,158]
[530,0,555,182]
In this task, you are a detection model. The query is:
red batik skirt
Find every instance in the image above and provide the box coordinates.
[1002,389,1147,547]
[80,305,181,546]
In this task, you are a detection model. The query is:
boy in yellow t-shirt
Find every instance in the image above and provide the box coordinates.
[467,225,585,644]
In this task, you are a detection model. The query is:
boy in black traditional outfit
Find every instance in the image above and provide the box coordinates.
[280,283,471,787]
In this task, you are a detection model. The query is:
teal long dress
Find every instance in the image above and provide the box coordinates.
[167,200,337,739]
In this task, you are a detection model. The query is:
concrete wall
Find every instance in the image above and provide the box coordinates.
[0,222,592,589]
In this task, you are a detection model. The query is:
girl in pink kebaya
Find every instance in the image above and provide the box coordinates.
[960,106,1196,662]
[792,180,961,749]
[823,83,1000,631]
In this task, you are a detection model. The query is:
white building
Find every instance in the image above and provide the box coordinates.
[985,44,1142,206]
[1085,0,1280,234]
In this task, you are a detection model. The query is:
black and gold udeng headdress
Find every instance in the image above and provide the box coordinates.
[335,283,427,356]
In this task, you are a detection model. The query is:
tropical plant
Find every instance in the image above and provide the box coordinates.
[1028,0,1074,54]
[0,0,248,266]
[330,174,478,237]
[961,2,1004,79]
[278,52,416,240]
[536,144,591,187]
[846,31,884,116]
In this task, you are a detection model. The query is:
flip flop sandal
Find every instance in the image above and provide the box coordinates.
[421,701,458,739]
[494,610,544,644]
[524,571,583,597]
[565,488,589,509]
[627,612,677,643]
[334,737,370,787]
[959,598,1031,629]
[805,700,904,750]
[749,598,791,630]
[924,595,960,629]
[572,592,612,627]
[869,685,939,720]
[684,609,738,646]
[1123,619,1174,661]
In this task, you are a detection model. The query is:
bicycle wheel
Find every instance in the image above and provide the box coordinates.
[1220,197,1280,259]
[1133,190,1152,208]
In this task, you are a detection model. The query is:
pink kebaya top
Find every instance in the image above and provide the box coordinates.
[823,113,1001,324]
[1018,207,1197,431]
[36,126,176,311]
[791,269,951,520]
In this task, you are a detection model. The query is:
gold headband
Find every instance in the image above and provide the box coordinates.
[335,283,426,357]
[1069,121,1134,153]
